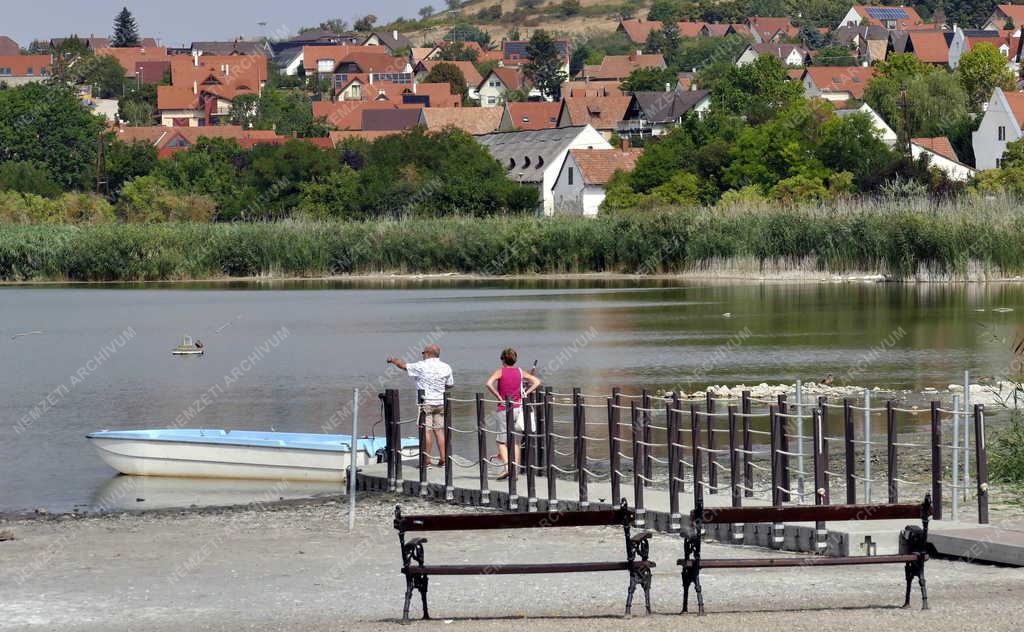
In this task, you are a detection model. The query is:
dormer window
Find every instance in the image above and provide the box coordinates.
[536,156,544,168]
[523,156,531,168]
[509,158,516,169]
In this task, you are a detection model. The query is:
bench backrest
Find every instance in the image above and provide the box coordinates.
[396,507,631,532]
[692,500,929,525]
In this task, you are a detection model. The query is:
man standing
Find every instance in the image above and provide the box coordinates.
[387,344,454,466]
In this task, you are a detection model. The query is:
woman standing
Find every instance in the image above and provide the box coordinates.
[485,348,541,480]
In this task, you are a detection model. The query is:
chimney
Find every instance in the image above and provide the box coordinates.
[393,30,399,41]
[412,82,417,94]
[665,82,670,92]
[192,80,197,94]
[193,50,199,66]
[620,138,630,151]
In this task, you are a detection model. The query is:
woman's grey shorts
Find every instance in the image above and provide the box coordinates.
[492,407,524,443]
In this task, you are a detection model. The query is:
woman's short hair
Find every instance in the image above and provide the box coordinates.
[500,348,517,366]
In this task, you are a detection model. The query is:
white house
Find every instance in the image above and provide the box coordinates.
[736,43,810,67]
[551,145,644,216]
[911,137,977,181]
[972,87,1024,169]
[476,67,540,107]
[836,103,899,147]
[476,125,611,214]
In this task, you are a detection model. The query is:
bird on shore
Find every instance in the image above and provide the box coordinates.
[820,374,834,386]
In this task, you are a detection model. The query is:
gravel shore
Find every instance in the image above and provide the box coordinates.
[2,493,1023,632]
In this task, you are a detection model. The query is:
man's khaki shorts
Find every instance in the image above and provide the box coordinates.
[421,405,444,430]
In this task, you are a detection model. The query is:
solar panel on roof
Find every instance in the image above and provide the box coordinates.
[864,7,909,20]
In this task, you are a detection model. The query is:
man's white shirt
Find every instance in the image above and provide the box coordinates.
[406,357,454,405]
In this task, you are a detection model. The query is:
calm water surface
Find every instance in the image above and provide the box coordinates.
[1,279,1022,513]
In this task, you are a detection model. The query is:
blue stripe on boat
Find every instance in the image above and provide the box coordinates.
[85,429,416,453]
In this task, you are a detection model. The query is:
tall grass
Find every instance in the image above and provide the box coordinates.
[3,197,1024,282]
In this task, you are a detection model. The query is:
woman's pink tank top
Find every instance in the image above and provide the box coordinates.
[496,367,523,411]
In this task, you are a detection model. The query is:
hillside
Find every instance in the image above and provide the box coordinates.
[406,0,652,44]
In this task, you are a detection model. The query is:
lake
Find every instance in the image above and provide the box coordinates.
[1,279,1021,514]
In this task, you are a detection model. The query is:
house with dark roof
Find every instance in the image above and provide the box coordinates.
[313,100,421,129]
[362,107,422,131]
[477,67,535,107]
[362,31,413,55]
[618,89,711,138]
[475,125,610,214]
[552,144,644,216]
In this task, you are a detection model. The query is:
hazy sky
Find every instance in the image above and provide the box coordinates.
[5,0,431,48]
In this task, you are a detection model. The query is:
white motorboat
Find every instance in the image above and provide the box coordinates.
[86,429,418,482]
[172,335,204,356]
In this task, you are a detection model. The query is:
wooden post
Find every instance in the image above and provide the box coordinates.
[476,393,489,506]
[729,405,740,508]
[534,389,546,469]
[381,390,395,491]
[417,389,427,497]
[443,392,453,502]
[818,395,830,503]
[572,387,582,502]
[742,390,752,498]
[930,400,942,520]
[777,393,790,502]
[525,395,537,512]
[506,396,517,510]
[974,404,990,524]
[608,395,621,506]
[843,398,855,504]
[631,401,645,528]
[812,408,827,554]
[392,389,403,490]
[667,398,680,533]
[706,390,717,494]
[642,390,653,488]
[544,388,556,509]
[887,399,898,504]
[691,404,703,511]
[577,392,589,509]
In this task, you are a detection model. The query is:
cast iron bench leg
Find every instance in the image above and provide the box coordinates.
[903,563,913,608]
[625,569,637,616]
[641,566,652,615]
[402,573,414,623]
[918,559,928,611]
[681,567,691,613]
[415,574,430,619]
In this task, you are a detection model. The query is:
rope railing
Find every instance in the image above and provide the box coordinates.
[378,385,991,526]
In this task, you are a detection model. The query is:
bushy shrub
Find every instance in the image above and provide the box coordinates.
[117,176,217,222]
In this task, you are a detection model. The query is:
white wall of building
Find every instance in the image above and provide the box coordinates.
[973,88,1023,170]
[911,144,977,181]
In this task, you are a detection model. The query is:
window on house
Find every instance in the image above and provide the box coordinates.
[0,68,10,76]
[26,67,33,75]
[999,125,1006,141]
[568,167,573,185]
[997,158,1004,168]
[489,79,500,87]
[317,59,335,73]
[487,96,497,105]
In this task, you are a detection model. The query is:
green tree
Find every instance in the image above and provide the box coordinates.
[648,0,685,23]
[1001,137,1024,169]
[0,83,106,190]
[957,42,1016,109]
[105,140,158,195]
[702,54,804,124]
[424,62,468,96]
[354,15,378,31]
[645,24,683,68]
[523,30,567,100]
[296,168,361,219]
[445,23,494,49]
[723,103,830,191]
[0,161,62,198]
[85,55,127,98]
[228,88,328,137]
[559,0,582,16]
[865,61,970,147]
[439,41,479,62]
[815,112,898,189]
[814,44,857,66]
[620,66,678,92]
[111,7,140,48]
[419,5,435,19]
[118,99,153,126]
[628,123,702,192]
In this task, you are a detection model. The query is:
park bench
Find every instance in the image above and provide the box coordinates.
[678,494,932,615]
[393,499,654,622]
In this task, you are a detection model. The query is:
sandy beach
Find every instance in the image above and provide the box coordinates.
[2,493,1023,631]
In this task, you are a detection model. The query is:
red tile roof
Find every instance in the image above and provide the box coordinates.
[418,60,482,87]
[506,102,561,130]
[0,36,20,56]
[420,107,502,134]
[568,147,644,185]
[906,31,949,63]
[852,5,926,30]
[329,129,404,143]
[95,47,169,77]
[748,17,798,41]
[314,100,421,130]
[676,22,707,38]
[561,81,624,97]
[618,19,664,44]
[1001,91,1024,127]
[802,66,876,99]
[113,125,281,154]
[302,45,406,74]
[995,4,1024,26]
[911,136,961,163]
[480,66,528,91]
[560,95,633,130]
[0,54,51,76]
[580,51,666,81]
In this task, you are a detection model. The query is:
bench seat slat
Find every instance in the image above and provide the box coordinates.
[678,554,923,569]
[397,509,628,532]
[694,503,924,525]
[404,560,655,575]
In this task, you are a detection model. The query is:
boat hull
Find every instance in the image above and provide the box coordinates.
[86,430,417,482]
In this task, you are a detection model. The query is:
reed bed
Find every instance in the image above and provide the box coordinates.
[2,197,1024,282]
